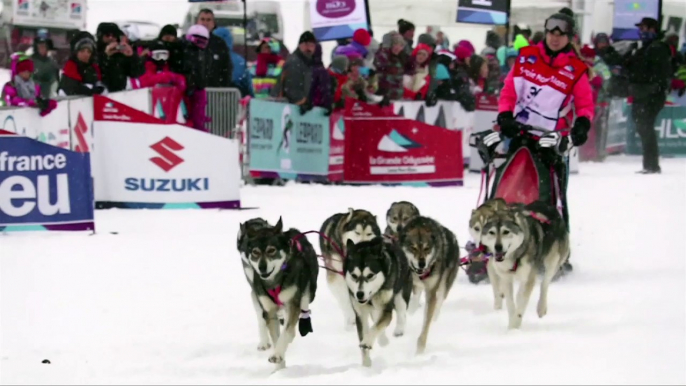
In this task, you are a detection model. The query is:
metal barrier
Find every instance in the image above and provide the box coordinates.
[205,87,241,139]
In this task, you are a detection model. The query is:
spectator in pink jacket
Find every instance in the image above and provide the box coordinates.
[1,53,57,116]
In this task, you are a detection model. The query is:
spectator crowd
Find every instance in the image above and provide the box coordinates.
[1,6,684,145]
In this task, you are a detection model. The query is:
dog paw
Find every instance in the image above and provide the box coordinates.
[393,329,404,337]
[508,316,522,330]
[416,337,427,355]
[378,333,389,347]
[268,354,284,364]
[362,356,372,368]
[257,342,271,351]
[537,302,547,318]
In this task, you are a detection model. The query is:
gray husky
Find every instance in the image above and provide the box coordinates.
[480,200,570,329]
[398,216,460,354]
[242,217,319,370]
[320,208,381,328]
[344,237,412,367]
[384,201,420,240]
[237,217,272,350]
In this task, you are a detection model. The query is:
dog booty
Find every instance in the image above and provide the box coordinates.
[298,310,313,337]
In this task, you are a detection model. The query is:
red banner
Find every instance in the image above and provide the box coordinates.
[151,86,188,125]
[343,101,463,185]
[328,111,346,181]
[93,95,164,124]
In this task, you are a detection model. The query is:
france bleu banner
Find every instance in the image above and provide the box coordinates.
[249,100,332,177]
[0,131,95,232]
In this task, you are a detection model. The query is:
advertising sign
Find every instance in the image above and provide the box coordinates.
[456,0,508,25]
[309,0,370,41]
[612,0,661,41]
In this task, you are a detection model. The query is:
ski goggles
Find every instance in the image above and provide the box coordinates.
[187,35,209,49]
[151,49,170,61]
[544,18,573,35]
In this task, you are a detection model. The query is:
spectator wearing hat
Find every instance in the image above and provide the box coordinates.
[31,35,60,98]
[592,33,622,67]
[272,31,317,108]
[403,43,435,100]
[375,31,413,101]
[135,40,186,91]
[434,51,475,111]
[251,38,285,99]
[624,17,673,174]
[342,55,382,104]
[95,22,145,93]
[333,29,372,60]
[328,55,349,108]
[195,9,233,88]
[58,31,106,97]
[398,19,416,55]
[213,27,253,97]
[181,24,212,131]
[308,43,333,114]
[1,53,57,116]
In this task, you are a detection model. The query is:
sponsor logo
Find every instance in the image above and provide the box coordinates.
[316,0,355,17]
[17,0,29,12]
[124,178,209,192]
[70,2,82,16]
[377,129,422,153]
[150,137,184,172]
[519,56,526,64]
[519,68,568,90]
[527,55,537,64]
[564,65,574,72]
[0,151,71,217]
[100,101,132,121]
[73,113,89,153]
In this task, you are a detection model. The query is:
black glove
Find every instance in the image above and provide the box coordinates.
[570,116,591,146]
[425,91,438,107]
[356,88,368,103]
[415,92,423,101]
[378,95,391,107]
[497,111,519,138]
[35,97,49,111]
[92,85,106,95]
[334,98,345,109]
[323,106,333,117]
[299,100,313,115]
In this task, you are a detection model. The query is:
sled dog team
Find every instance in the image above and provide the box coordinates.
[236,199,570,370]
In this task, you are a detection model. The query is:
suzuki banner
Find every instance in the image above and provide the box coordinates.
[343,101,463,186]
[0,130,94,232]
[249,99,340,181]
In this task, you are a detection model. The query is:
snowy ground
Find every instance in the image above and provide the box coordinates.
[1,156,685,385]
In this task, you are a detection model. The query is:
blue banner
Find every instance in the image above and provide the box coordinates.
[0,133,95,232]
[249,100,331,176]
[611,0,660,41]
[456,0,508,25]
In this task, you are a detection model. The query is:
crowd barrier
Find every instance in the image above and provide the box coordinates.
[0,86,242,233]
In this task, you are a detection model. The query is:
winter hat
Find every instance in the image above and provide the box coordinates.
[417,33,436,47]
[159,24,178,39]
[14,55,34,75]
[481,46,496,56]
[72,34,96,52]
[97,22,122,39]
[412,43,433,57]
[348,55,364,68]
[352,29,372,47]
[580,44,596,59]
[186,24,209,48]
[390,32,406,47]
[397,19,415,35]
[593,33,610,46]
[330,55,349,74]
[558,7,574,18]
[485,31,503,49]
[299,31,317,44]
[434,63,450,80]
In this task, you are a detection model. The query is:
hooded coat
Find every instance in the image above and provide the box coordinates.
[213,27,254,97]
[30,38,60,98]
[309,44,333,109]
[58,31,106,97]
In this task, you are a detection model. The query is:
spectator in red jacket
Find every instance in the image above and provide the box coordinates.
[58,31,106,96]
[328,55,349,109]
[134,40,186,90]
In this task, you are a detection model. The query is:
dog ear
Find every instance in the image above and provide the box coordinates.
[273,216,283,233]
[238,222,245,238]
[346,207,354,223]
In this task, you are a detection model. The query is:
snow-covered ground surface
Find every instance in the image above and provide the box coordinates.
[1,156,685,385]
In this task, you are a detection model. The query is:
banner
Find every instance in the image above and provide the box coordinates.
[151,87,188,125]
[469,93,499,172]
[11,0,87,30]
[456,0,508,25]
[104,88,152,115]
[605,98,628,154]
[249,99,336,180]
[612,0,660,41]
[309,0,370,41]
[626,101,686,156]
[0,103,70,149]
[343,101,463,185]
[0,130,94,232]
[93,121,241,209]
[328,111,346,180]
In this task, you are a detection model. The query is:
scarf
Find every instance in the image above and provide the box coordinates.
[14,75,36,101]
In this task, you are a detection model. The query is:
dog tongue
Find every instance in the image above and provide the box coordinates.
[495,252,505,261]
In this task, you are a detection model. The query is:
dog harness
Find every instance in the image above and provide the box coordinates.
[512,45,587,131]
[267,286,283,306]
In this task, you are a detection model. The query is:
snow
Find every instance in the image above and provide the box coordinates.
[2,156,685,385]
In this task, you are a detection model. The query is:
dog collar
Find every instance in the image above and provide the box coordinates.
[509,258,521,272]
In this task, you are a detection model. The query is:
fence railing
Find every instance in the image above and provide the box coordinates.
[206,87,241,139]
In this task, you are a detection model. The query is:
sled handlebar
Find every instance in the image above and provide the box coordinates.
[513,123,570,140]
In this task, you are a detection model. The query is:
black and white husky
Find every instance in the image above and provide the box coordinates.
[343,237,412,367]
[241,217,319,370]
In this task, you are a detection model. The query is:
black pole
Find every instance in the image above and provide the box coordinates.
[364,0,372,33]
[243,0,248,64]
[505,0,512,45]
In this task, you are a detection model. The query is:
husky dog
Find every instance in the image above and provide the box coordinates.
[243,217,319,369]
[398,216,460,354]
[344,237,413,367]
[320,208,382,327]
[384,201,420,240]
[237,217,272,350]
[467,198,511,284]
[480,201,570,329]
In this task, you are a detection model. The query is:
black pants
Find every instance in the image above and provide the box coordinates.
[631,95,665,170]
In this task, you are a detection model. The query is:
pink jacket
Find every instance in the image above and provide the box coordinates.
[499,42,594,130]
[2,82,40,107]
